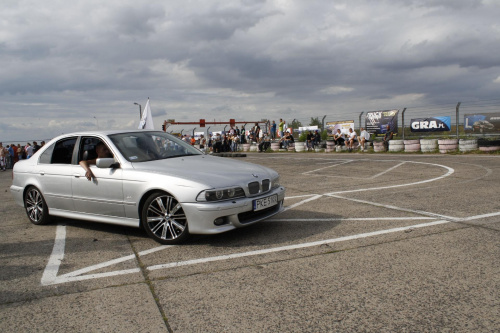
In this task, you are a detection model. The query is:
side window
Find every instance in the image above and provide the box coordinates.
[79,137,101,162]
[39,143,55,164]
[50,138,77,164]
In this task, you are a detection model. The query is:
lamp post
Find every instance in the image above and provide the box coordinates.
[134,103,142,119]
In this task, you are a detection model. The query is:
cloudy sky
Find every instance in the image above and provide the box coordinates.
[1,0,499,142]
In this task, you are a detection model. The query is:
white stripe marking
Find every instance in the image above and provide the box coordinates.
[284,195,323,211]
[148,220,450,271]
[325,194,458,221]
[41,225,66,286]
[267,217,436,222]
[325,162,454,195]
[302,160,352,175]
[369,162,406,179]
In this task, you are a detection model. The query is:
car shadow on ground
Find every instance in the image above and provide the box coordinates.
[28,210,343,249]
[189,210,342,248]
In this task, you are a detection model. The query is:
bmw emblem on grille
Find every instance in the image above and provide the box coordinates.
[252,174,259,178]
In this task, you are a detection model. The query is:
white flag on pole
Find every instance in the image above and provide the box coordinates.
[138,98,155,130]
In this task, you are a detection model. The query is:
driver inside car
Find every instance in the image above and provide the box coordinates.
[79,142,113,181]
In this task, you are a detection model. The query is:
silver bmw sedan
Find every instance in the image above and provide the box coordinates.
[10,130,285,244]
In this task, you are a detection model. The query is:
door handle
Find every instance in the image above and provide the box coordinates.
[39,171,45,175]
[73,174,81,178]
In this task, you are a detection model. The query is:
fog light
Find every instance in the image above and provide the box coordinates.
[214,217,225,226]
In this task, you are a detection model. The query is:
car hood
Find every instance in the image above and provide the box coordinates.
[130,155,277,188]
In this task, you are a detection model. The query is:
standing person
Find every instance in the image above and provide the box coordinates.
[271,121,277,140]
[359,127,371,151]
[25,143,34,159]
[253,122,261,143]
[347,128,357,151]
[278,119,285,138]
[7,144,14,168]
[240,125,246,144]
[33,141,41,154]
[0,142,7,171]
[333,129,345,147]
[199,135,206,151]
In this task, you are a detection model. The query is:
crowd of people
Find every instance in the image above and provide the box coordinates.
[0,141,45,171]
[176,119,296,153]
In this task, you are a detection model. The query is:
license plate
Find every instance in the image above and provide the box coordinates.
[253,194,278,211]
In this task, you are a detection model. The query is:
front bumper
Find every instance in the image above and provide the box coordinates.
[181,186,286,234]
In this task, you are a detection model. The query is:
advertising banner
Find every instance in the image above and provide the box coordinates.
[194,131,205,139]
[326,120,354,136]
[464,113,500,133]
[365,110,399,135]
[298,125,318,134]
[410,117,451,132]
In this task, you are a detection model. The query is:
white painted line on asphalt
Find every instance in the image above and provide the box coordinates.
[302,160,352,175]
[284,194,320,199]
[59,245,171,279]
[267,217,436,222]
[284,194,323,211]
[324,161,455,196]
[369,161,406,179]
[41,225,67,286]
[326,194,459,221]
[147,220,450,271]
[41,226,170,285]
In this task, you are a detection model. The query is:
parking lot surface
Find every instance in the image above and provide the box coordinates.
[1,153,499,332]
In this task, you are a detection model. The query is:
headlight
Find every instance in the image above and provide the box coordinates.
[271,176,280,189]
[197,187,245,202]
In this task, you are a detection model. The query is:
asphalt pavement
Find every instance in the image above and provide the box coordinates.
[1,152,499,332]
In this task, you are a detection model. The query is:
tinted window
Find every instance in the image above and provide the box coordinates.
[50,138,77,164]
[39,143,55,164]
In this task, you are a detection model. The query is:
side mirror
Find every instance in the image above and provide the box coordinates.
[96,158,119,169]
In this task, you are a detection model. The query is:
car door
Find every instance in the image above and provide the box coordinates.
[71,136,125,217]
[37,137,77,211]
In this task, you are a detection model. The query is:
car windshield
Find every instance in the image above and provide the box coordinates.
[109,131,202,162]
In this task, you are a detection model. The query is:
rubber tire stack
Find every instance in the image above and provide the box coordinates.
[270,142,280,151]
[388,140,404,152]
[287,143,295,152]
[420,139,438,153]
[242,143,251,151]
[294,143,305,152]
[404,139,421,152]
[373,141,386,152]
[459,139,478,152]
[249,144,258,152]
[438,139,458,153]
[478,139,500,152]
[325,141,335,153]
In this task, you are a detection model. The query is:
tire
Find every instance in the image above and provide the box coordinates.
[405,144,421,152]
[438,139,458,145]
[459,139,477,145]
[479,146,500,152]
[141,191,189,244]
[24,186,50,225]
[404,140,420,145]
[420,139,437,145]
